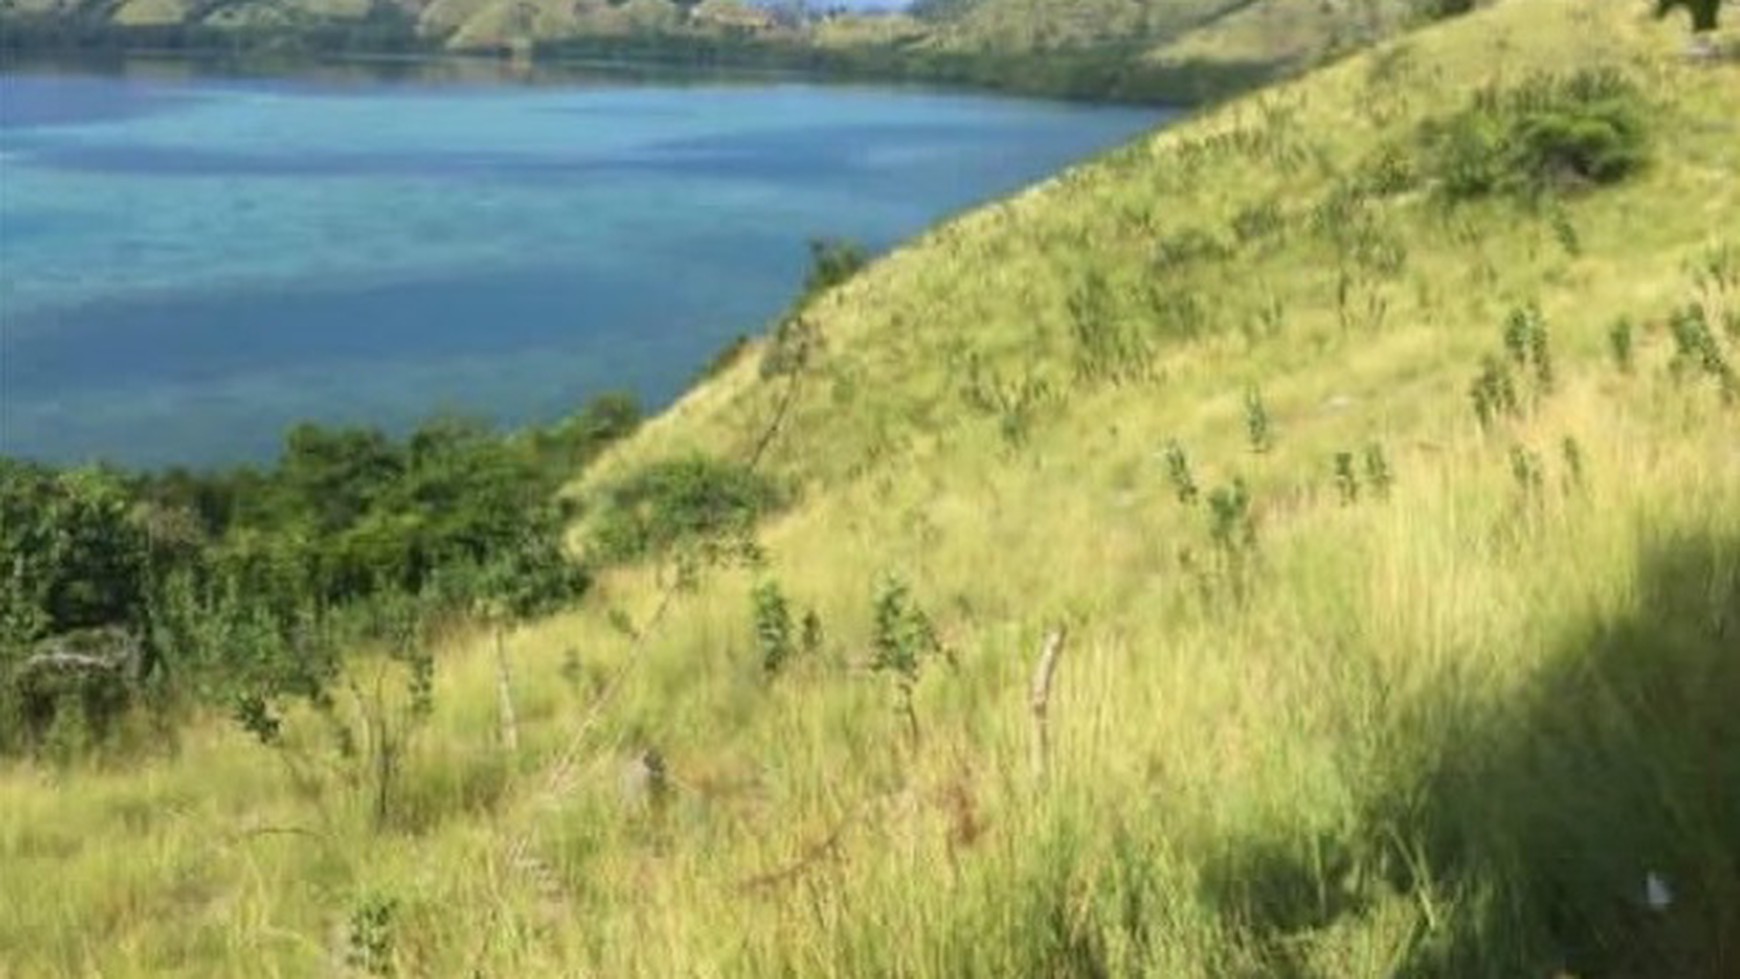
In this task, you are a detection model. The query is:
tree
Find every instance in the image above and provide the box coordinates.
[0,463,150,643]
[1657,0,1723,33]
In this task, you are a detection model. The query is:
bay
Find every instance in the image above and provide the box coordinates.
[0,58,1168,466]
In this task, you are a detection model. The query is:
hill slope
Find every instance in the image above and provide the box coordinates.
[3,1,1739,976]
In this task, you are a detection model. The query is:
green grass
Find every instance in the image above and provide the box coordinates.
[5,1,1740,975]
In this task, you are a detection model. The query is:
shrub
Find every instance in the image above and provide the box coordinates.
[1419,69,1649,201]
[801,238,869,297]
[589,456,783,563]
[1414,0,1478,21]
[1244,388,1274,454]
[870,575,948,744]
[751,579,795,676]
[1163,441,1199,504]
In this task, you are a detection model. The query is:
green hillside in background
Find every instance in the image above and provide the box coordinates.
[4,0,1740,976]
[0,0,1478,102]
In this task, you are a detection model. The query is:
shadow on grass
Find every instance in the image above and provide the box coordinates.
[1392,530,1740,978]
[1203,531,1740,978]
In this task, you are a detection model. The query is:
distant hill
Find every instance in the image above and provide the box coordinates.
[0,0,1472,102]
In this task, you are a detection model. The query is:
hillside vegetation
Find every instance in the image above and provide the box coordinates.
[0,0,1471,102]
[4,0,1740,975]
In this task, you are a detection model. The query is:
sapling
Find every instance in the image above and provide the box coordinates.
[1334,452,1360,505]
[1164,441,1199,504]
[1207,479,1257,554]
[1510,445,1545,501]
[870,575,947,745]
[1245,388,1274,453]
[1363,443,1394,500]
[1503,304,1553,392]
[1206,479,1259,600]
[1528,316,1555,392]
[1471,355,1521,429]
[751,579,795,676]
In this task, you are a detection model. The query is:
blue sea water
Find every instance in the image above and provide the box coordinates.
[0,60,1167,466]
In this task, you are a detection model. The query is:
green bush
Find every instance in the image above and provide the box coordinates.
[1419,69,1649,201]
[589,456,783,563]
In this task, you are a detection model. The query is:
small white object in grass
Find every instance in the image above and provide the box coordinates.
[1645,871,1674,911]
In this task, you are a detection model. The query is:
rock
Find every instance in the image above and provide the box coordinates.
[619,748,668,811]
[12,626,143,741]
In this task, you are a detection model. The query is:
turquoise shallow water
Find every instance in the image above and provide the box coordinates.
[0,61,1167,466]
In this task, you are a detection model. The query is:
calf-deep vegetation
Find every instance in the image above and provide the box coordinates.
[3,1,1739,976]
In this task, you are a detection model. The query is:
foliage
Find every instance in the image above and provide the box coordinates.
[869,574,948,744]
[1419,69,1650,201]
[1243,387,1274,453]
[751,579,796,676]
[1656,0,1723,33]
[1163,441,1199,504]
[0,394,630,751]
[588,455,783,563]
[1668,303,1738,402]
[800,237,870,300]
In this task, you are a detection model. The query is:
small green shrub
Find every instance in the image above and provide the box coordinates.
[1668,303,1738,403]
[1470,355,1521,430]
[1509,445,1545,502]
[1419,69,1649,201]
[1244,388,1274,454]
[751,579,795,676]
[1163,441,1199,504]
[1608,317,1635,373]
[1207,479,1257,556]
[589,456,783,563]
[1504,304,1555,393]
[1364,444,1395,500]
[1414,0,1478,22]
[1334,452,1360,505]
[870,575,948,744]
[801,237,869,299]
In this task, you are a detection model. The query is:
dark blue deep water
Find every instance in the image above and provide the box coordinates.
[0,61,1167,466]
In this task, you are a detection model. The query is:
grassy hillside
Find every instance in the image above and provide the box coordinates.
[4,0,1740,976]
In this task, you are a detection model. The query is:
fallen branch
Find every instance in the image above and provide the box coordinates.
[737,817,853,895]
[493,626,520,755]
[1029,627,1068,783]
